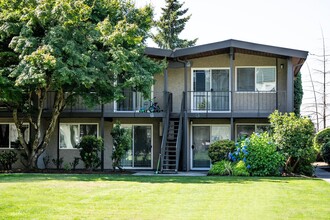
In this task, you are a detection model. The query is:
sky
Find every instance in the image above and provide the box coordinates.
[135,0,330,127]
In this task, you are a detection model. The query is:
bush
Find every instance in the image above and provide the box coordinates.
[233,161,250,176]
[0,151,18,170]
[208,160,233,176]
[314,128,330,151]
[321,142,330,164]
[111,122,131,171]
[208,140,235,164]
[78,135,103,170]
[269,111,316,176]
[242,133,284,176]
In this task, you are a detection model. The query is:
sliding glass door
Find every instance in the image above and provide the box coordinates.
[191,125,230,169]
[121,125,152,168]
[192,69,229,111]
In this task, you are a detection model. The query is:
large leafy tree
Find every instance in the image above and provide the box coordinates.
[0,0,162,169]
[153,0,197,49]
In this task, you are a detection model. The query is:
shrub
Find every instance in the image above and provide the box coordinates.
[208,139,235,164]
[233,161,250,176]
[52,157,63,169]
[314,128,330,151]
[321,142,330,164]
[269,111,316,175]
[242,132,284,176]
[0,151,18,170]
[208,160,233,176]
[111,122,132,171]
[78,135,104,170]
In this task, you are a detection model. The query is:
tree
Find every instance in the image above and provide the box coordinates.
[269,111,316,176]
[302,30,329,131]
[152,0,197,49]
[111,122,131,171]
[0,0,162,169]
[294,72,303,115]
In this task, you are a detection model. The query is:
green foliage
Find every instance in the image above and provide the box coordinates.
[208,160,233,176]
[269,111,316,175]
[111,122,131,170]
[0,0,162,169]
[314,127,330,151]
[78,135,103,170]
[232,161,250,176]
[208,139,235,164]
[70,157,80,170]
[52,157,64,169]
[321,142,330,164]
[294,72,303,115]
[208,160,249,176]
[153,0,197,49]
[0,150,18,170]
[243,133,284,176]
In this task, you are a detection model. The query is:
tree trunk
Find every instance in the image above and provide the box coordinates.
[13,89,66,170]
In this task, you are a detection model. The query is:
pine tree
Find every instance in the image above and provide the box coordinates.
[153,0,197,49]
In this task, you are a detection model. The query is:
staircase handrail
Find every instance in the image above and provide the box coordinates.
[175,92,185,171]
[160,92,172,172]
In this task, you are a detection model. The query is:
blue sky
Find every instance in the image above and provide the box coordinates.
[136,0,330,125]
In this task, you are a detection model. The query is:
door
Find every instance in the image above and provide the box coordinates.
[192,126,210,169]
[121,125,152,168]
[191,125,231,170]
[192,69,229,111]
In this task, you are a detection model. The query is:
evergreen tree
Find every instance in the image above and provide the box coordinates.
[153,0,197,49]
[294,72,303,115]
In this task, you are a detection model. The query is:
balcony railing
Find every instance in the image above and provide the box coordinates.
[44,91,169,113]
[187,91,286,114]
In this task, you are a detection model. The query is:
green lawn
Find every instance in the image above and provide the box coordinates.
[0,174,329,219]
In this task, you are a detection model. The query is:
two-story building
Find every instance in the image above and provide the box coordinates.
[0,39,308,172]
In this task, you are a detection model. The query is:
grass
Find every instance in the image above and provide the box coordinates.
[0,174,329,219]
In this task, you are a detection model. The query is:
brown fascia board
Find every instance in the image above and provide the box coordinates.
[145,39,308,62]
[144,47,173,58]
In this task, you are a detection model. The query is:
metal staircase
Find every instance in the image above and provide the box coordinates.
[160,93,184,174]
[161,118,180,173]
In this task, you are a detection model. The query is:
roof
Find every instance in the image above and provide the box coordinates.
[145,39,308,74]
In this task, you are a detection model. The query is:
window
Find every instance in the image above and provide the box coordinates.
[236,124,270,141]
[59,123,98,149]
[237,67,276,92]
[0,123,29,149]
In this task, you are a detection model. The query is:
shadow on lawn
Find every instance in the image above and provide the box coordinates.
[0,173,317,184]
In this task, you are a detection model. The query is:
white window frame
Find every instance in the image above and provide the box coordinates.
[0,123,30,149]
[59,123,99,150]
[190,124,231,170]
[235,66,276,92]
[191,68,231,113]
[235,123,270,141]
[117,124,153,169]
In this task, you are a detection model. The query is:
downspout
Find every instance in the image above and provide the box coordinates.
[177,58,189,171]
[100,104,105,171]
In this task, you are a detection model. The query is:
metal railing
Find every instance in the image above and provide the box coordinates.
[175,93,185,172]
[160,93,172,173]
[187,91,286,114]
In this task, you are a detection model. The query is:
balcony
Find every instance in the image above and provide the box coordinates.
[186,91,287,117]
[44,91,170,117]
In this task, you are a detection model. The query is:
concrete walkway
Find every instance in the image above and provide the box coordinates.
[133,171,208,176]
[314,162,330,183]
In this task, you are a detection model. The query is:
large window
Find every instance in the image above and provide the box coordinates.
[236,124,270,141]
[0,123,29,149]
[237,67,276,92]
[59,123,98,149]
